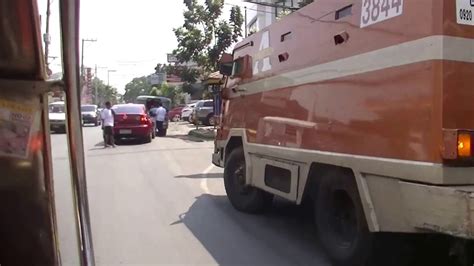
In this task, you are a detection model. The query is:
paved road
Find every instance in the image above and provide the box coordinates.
[51,122,330,266]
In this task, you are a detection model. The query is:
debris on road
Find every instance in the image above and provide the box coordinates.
[188,128,215,140]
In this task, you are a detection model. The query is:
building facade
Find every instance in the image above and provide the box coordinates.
[246,0,304,36]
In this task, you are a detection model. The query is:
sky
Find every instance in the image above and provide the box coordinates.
[37,0,253,94]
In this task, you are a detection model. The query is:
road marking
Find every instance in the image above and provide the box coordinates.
[200,164,215,194]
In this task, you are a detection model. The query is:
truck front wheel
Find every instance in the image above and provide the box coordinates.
[224,147,273,213]
[315,169,372,266]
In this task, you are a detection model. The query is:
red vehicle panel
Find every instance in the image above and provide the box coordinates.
[112,104,153,141]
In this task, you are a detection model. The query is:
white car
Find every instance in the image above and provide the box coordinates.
[181,103,196,123]
[49,101,66,132]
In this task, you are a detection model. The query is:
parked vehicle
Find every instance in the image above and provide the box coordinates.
[81,104,100,126]
[135,95,170,136]
[168,106,184,122]
[48,101,66,133]
[112,104,154,143]
[181,103,196,123]
[192,100,215,126]
[213,1,474,265]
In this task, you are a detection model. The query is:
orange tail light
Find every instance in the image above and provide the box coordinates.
[457,132,471,157]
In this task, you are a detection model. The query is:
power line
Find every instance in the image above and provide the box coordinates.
[224,3,277,14]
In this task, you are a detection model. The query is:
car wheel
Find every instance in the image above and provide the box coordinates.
[144,131,152,143]
[205,113,215,126]
[224,147,273,213]
[315,169,372,266]
[172,114,180,122]
[188,114,193,123]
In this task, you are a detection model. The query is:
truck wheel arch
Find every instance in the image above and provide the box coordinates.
[303,163,379,233]
[225,136,243,165]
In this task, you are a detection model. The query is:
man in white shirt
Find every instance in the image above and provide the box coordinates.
[155,101,167,136]
[100,101,115,148]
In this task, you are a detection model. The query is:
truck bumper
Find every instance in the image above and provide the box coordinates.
[399,182,474,238]
[212,151,223,167]
[212,139,224,167]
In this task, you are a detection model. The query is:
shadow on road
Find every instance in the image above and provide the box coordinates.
[174,173,222,179]
[115,139,147,146]
[170,194,330,266]
[165,134,209,143]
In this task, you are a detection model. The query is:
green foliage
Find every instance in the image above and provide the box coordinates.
[123,76,151,103]
[298,0,314,8]
[92,78,120,105]
[149,86,160,96]
[173,1,243,72]
[123,74,186,105]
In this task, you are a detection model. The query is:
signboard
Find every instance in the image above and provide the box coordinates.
[456,0,474,26]
[149,73,166,85]
[167,53,178,63]
[0,99,35,159]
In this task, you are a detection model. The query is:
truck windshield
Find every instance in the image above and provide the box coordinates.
[49,104,65,113]
[81,106,96,112]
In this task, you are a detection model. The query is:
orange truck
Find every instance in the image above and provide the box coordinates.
[213,0,474,265]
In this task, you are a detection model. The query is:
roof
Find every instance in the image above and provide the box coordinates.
[136,95,171,101]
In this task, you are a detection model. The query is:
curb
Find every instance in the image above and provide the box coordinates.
[188,129,216,140]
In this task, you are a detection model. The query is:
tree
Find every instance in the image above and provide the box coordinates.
[173,0,244,72]
[149,86,160,96]
[123,76,152,103]
[92,77,119,105]
[298,0,314,8]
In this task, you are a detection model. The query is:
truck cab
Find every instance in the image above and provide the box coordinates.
[214,1,474,265]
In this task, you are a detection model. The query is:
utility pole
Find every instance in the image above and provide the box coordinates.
[94,64,98,105]
[44,0,51,74]
[244,6,248,37]
[107,69,117,86]
[81,38,97,79]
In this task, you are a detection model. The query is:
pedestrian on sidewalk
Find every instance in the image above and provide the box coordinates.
[100,101,116,148]
[155,101,167,136]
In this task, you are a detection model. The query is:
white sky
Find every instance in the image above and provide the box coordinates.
[37,0,252,94]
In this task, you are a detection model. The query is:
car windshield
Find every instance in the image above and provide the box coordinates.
[81,106,96,112]
[112,105,144,114]
[49,104,65,113]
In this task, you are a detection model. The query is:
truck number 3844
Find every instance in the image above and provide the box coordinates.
[360,0,403,28]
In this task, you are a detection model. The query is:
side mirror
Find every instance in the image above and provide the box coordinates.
[219,53,233,76]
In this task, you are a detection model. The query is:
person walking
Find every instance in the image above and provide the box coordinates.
[155,101,167,136]
[149,103,158,137]
[100,101,115,148]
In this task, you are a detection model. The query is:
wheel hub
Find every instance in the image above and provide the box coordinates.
[329,190,358,248]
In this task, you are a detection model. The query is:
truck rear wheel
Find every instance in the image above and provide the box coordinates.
[224,147,273,213]
[315,169,372,266]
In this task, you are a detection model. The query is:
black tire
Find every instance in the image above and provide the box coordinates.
[315,169,372,266]
[144,131,152,143]
[161,129,167,137]
[205,113,215,126]
[224,147,273,213]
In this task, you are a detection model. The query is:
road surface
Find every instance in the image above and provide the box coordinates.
[51,122,330,266]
